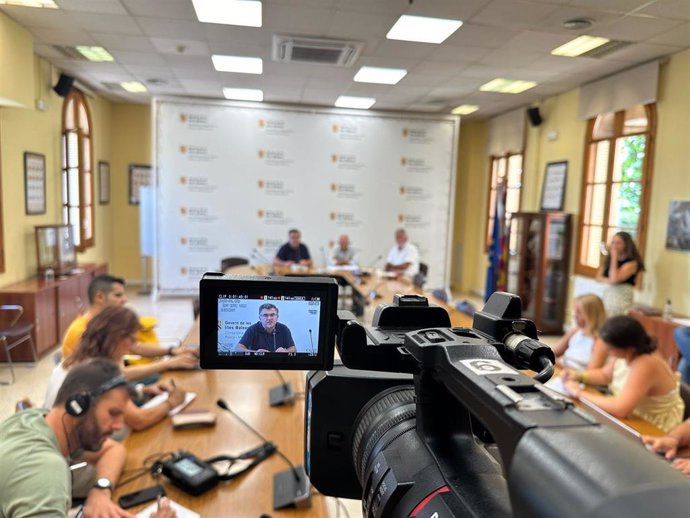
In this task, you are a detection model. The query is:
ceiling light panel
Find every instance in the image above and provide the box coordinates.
[76,46,115,62]
[120,81,147,93]
[479,78,537,94]
[192,0,262,28]
[451,105,479,115]
[0,0,57,7]
[551,35,610,57]
[354,66,407,85]
[334,96,376,109]
[212,55,263,74]
[386,15,463,44]
[223,87,263,101]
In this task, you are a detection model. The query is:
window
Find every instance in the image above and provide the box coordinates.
[576,104,655,276]
[61,89,94,251]
[486,152,523,248]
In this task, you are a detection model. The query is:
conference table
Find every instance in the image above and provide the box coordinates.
[115,270,669,516]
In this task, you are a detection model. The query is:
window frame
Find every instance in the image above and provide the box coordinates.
[485,151,524,250]
[574,103,656,277]
[61,88,95,252]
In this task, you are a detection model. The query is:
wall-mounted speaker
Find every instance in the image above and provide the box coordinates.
[53,74,75,97]
[526,106,542,127]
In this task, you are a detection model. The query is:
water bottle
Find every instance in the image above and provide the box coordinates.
[663,299,673,321]
[44,267,55,282]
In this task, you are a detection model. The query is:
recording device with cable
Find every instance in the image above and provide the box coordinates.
[199,278,690,517]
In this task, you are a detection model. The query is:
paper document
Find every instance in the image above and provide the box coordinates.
[141,391,197,416]
[137,499,200,518]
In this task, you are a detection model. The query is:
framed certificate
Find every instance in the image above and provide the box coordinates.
[540,161,568,211]
[24,152,46,215]
[128,164,151,205]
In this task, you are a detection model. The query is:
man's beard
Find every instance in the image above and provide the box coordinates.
[75,413,108,452]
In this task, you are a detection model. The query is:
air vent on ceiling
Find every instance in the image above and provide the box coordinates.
[580,40,632,59]
[53,45,87,60]
[272,35,363,67]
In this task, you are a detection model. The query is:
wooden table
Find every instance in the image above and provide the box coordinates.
[114,319,327,517]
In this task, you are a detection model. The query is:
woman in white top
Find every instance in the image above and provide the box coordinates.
[552,293,607,371]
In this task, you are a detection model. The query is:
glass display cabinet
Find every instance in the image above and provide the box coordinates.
[35,224,77,277]
[506,212,572,334]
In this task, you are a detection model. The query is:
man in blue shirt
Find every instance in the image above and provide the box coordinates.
[273,229,313,268]
[236,303,297,353]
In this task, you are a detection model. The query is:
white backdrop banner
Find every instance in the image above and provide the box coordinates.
[154,99,459,295]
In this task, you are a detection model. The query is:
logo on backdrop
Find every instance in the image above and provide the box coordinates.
[179,236,217,253]
[402,127,433,144]
[257,209,292,226]
[178,112,215,130]
[180,144,215,162]
[401,157,432,174]
[258,118,293,136]
[257,149,293,166]
[180,176,216,193]
[331,153,364,171]
[398,213,429,228]
[400,185,431,201]
[180,207,217,223]
[331,123,364,141]
[329,212,363,228]
[329,183,364,200]
[257,179,293,196]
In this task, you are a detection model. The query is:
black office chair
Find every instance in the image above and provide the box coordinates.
[220,257,250,272]
[412,262,429,289]
[0,305,38,385]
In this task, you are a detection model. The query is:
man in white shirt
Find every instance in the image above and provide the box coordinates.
[385,228,419,277]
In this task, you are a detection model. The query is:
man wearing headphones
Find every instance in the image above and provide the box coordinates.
[0,358,174,518]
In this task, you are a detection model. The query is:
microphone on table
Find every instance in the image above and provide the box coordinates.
[216,399,311,510]
[252,248,276,274]
[269,370,295,407]
[367,254,383,269]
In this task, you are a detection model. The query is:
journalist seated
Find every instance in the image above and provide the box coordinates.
[236,303,296,353]
[564,315,684,433]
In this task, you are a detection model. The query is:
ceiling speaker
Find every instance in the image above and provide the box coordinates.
[526,106,542,127]
[53,74,75,97]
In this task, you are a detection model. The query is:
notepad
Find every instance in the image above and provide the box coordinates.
[136,499,199,518]
[141,391,197,416]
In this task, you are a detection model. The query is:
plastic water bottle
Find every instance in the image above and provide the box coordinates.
[44,268,55,282]
[663,299,673,321]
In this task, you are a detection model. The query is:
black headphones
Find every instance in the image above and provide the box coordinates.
[65,374,128,417]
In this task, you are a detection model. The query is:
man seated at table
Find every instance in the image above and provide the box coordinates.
[273,228,313,268]
[61,274,197,369]
[0,358,175,518]
[236,303,296,353]
[330,234,356,266]
[385,228,420,277]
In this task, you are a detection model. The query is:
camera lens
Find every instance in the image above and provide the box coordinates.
[352,385,416,485]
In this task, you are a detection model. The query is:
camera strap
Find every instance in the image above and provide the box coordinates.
[206,441,277,481]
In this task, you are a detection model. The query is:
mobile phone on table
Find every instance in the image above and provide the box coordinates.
[118,484,166,508]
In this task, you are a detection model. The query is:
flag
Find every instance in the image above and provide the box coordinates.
[485,182,507,300]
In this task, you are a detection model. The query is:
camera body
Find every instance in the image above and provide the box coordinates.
[199,274,690,517]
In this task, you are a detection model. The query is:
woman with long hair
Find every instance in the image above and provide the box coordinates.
[552,293,608,371]
[596,231,645,316]
[564,315,683,433]
[44,305,187,431]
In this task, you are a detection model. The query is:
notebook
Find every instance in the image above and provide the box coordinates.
[141,391,197,416]
[136,499,199,518]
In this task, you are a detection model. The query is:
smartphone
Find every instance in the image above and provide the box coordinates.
[118,484,166,509]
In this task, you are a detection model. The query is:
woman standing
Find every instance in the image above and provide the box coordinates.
[596,231,645,316]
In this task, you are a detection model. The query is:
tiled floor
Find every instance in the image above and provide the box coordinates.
[0,288,560,518]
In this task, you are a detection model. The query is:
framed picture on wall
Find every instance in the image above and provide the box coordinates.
[98,161,110,204]
[128,164,151,205]
[24,152,46,215]
[540,161,568,211]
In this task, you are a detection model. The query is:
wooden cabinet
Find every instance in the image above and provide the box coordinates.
[0,263,107,361]
[506,212,572,334]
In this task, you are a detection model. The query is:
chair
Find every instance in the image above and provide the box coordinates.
[0,305,38,385]
[412,262,429,289]
[680,381,690,420]
[192,297,201,320]
[220,257,250,272]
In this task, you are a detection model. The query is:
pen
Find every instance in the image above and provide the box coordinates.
[157,494,162,511]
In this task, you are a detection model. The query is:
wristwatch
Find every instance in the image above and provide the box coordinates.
[94,478,113,491]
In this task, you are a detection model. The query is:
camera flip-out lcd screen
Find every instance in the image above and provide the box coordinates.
[199,274,338,370]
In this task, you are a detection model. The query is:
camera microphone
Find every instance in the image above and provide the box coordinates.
[216,399,311,510]
[269,371,295,407]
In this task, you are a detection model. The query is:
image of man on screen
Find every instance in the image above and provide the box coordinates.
[236,303,297,353]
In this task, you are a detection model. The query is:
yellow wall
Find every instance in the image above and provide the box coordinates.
[109,104,151,281]
[0,11,33,107]
[463,47,690,315]
[452,120,488,294]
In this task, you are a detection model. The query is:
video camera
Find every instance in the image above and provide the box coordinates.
[199,274,690,517]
